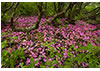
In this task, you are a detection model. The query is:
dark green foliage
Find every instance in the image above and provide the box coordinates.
[65,43,100,68]
[19,2,38,16]
[1,43,25,68]
[1,40,8,48]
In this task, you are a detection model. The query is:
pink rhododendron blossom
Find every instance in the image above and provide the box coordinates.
[81,49,85,53]
[48,58,52,61]
[58,60,62,65]
[17,45,21,49]
[91,41,96,46]
[8,49,12,53]
[74,46,78,49]
[44,38,47,41]
[46,65,48,68]
[83,42,87,46]
[35,62,39,66]
[74,55,76,58]
[38,48,42,51]
[63,52,67,58]
[43,58,46,62]
[26,58,30,65]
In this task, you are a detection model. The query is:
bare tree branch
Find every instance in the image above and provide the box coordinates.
[2,2,15,21]
[51,2,77,23]
[3,2,15,14]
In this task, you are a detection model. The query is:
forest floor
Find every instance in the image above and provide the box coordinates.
[1,16,100,68]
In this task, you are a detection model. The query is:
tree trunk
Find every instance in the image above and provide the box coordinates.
[43,2,47,18]
[1,2,15,24]
[57,2,65,18]
[10,2,19,30]
[34,2,43,29]
[53,2,57,14]
[3,2,15,17]
[51,2,77,24]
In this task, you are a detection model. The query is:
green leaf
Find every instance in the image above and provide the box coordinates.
[49,42,55,45]
[97,37,100,42]
[64,65,71,68]
[79,46,88,50]
[40,65,46,68]
[30,57,34,62]
[45,60,52,66]
[10,59,15,68]
[97,65,100,67]
[34,60,38,65]
[61,47,65,50]
[20,62,24,68]
[56,53,62,57]
[1,32,8,37]
[48,45,54,50]
[56,56,59,61]
[58,65,63,68]
[47,19,49,22]
[1,40,7,48]
[42,42,48,46]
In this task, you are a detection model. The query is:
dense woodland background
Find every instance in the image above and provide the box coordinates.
[1,2,100,68]
[1,2,100,30]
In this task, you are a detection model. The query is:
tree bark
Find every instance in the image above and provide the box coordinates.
[3,2,15,17]
[51,2,77,23]
[57,2,65,18]
[1,2,15,24]
[34,2,43,29]
[43,2,47,18]
[68,2,83,23]
[53,2,57,14]
[10,2,19,30]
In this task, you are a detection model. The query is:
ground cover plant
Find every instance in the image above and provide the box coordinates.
[1,2,100,68]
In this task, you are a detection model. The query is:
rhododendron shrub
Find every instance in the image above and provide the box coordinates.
[1,16,100,68]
